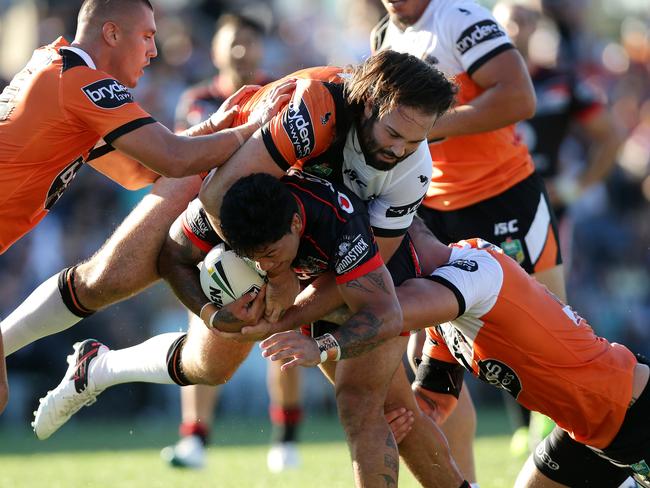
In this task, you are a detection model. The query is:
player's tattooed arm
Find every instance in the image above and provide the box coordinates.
[158,216,208,316]
[334,266,403,359]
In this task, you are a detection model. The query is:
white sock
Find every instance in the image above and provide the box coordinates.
[470,483,480,488]
[1,274,81,356]
[89,332,184,390]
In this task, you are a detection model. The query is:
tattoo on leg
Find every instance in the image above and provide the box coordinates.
[384,453,399,473]
[386,432,397,449]
[380,474,397,488]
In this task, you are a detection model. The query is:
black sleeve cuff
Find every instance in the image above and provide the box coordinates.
[261,127,292,172]
[372,226,408,238]
[104,116,156,145]
[467,43,514,76]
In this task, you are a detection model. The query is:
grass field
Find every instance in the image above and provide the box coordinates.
[0,409,523,487]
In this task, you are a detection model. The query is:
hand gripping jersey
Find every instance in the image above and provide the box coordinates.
[174,72,273,131]
[227,66,433,237]
[182,169,383,284]
[422,238,637,449]
[0,37,155,253]
[373,0,535,211]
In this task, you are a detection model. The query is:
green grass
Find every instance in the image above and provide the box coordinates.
[0,410,524,487]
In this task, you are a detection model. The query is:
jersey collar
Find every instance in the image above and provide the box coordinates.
[60,46,97,70]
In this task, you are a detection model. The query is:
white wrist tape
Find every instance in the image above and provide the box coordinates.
[233,129,246,147]
[315,333,341,363]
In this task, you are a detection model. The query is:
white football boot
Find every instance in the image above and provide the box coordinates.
[32,339,107,440]
[267,442,300,473]
[160,435,206,469]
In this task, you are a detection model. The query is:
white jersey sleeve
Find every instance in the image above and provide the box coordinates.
[428,246,502,318]
[438,1,514,76]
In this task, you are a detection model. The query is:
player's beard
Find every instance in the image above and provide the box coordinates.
[357,114,410,172]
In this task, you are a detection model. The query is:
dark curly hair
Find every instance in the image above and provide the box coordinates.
[220,173,298,258]
[344,50,456,120]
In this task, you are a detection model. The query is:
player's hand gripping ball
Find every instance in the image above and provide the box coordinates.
[199,244,266,331]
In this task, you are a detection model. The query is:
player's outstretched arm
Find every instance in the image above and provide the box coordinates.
[158,216,210,317]
[111,81,294,178]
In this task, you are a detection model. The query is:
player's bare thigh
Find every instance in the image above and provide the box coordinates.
[75,175,202,310]
[532,264,566,303]
[515,455,569,488]
[181,312,254,385]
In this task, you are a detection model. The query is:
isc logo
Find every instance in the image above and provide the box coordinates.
[494,219,518,236]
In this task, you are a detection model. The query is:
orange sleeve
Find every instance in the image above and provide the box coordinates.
[260,78,338,171]
[423,327,457,363]
[61,67,155,144]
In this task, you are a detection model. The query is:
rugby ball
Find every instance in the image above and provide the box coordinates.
[199,244,265,311]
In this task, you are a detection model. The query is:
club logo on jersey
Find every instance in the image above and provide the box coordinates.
[500,238,525,264]
[386,197,424,218]
[449,259,478,272]
[343,168,367,189]
[284,99,315,159]
[293,256,328,280]
[335,234,370,274]
[306,162,333,177]
[419,175,429,186]
[337,192,354,213]
[456,20,505,55]
[477,359,522,399]
[82,78,134,109]
[44,155,84,210]
[321,112,332,125]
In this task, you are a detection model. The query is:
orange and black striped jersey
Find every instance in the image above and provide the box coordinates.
[422,238,637,449]
[373,0,535,210]
[225,66,433,237]
[0,37,155,253]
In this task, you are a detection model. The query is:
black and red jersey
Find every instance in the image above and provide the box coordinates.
[182,169,383,284]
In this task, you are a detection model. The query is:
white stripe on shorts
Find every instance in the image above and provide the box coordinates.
[524,194,551,265]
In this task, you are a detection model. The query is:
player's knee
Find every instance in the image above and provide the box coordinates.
[73,261,122,309]
[335,383,384,435]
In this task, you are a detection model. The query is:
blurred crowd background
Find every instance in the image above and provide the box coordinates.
[0,0,649,429]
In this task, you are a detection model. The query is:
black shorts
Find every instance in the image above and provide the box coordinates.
[418,172,561,274]
[534,363,650,487]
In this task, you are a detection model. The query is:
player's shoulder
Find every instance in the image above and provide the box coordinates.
[284,169,363,214]
[434,0,506,44]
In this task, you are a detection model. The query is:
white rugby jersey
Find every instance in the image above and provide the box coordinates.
[342,127,432,237]
[377,0,514,80]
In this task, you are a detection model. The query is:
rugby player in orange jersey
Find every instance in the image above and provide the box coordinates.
[373,1,565,481]
[260,221,650,487]
[0,0,292,414]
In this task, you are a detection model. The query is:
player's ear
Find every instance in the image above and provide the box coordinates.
[363,99,375,119]
[291,213,302,234]
[102,21,120,47]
